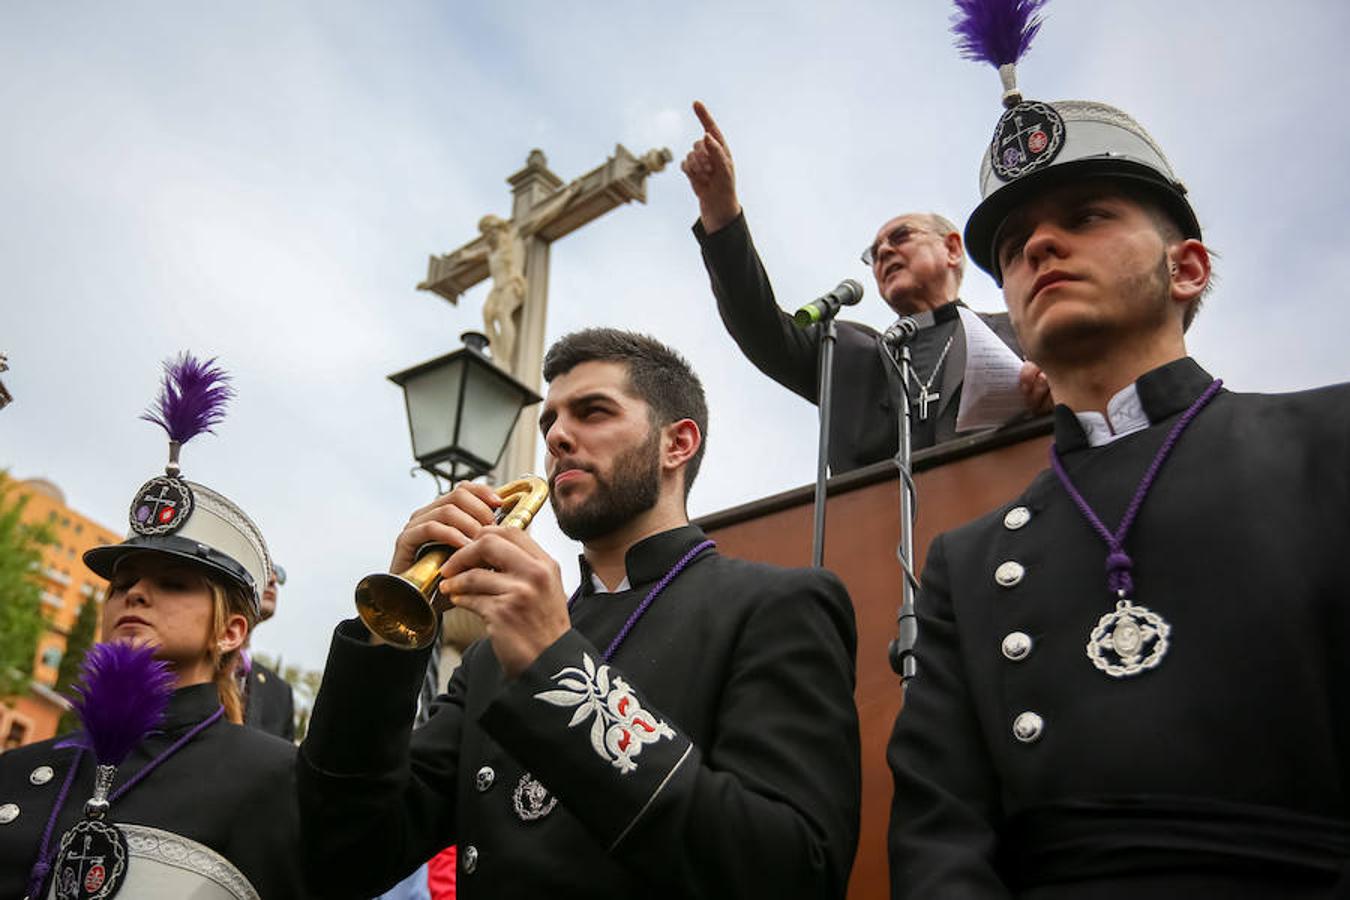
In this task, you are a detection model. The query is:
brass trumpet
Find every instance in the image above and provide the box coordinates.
[355,475,550,650]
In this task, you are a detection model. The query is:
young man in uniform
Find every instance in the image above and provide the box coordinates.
[300,328,861,899]
[887,32,1350,900]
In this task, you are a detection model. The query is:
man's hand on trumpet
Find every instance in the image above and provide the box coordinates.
[392,481,570,679]
[391,480,499,572]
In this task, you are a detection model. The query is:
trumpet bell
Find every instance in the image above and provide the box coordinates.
[354,568,445,651]
[355,475,550,650]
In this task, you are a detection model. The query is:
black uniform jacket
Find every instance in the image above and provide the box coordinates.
[694,212,1022,471]
[0,683,308,899]
[299,525,861,899]
[888,358,1350,898]
[245,661,296,741]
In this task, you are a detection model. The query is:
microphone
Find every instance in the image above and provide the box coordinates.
[882,316,919,349]
[794,279,864,327]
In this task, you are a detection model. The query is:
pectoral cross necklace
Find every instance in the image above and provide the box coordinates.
[908,334,955,421]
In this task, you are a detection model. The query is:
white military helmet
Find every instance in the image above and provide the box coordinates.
[82,353,269,616]
[951,0,1201,281]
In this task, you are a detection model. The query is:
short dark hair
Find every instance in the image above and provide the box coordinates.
[543,328,708,496]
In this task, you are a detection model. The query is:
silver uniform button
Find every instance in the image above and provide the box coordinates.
[1003,506,1032,530]
[994,561,1025,587]
[1001,632,1033,661]
[1013,712,1044,743]
[0,803,18,824]
[29,766,54,786]
[475,766,495,792]
[462,844,479,874]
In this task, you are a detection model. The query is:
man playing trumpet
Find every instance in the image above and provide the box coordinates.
[299,328,861,898]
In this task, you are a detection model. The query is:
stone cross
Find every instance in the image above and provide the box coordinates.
[418,145,671,482]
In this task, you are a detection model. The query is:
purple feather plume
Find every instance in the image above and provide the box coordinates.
[59,643,176,767]
[140,352,234,444]
[951,0,1049,67]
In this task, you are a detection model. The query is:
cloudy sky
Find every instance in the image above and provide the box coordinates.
[5,1,1347,673]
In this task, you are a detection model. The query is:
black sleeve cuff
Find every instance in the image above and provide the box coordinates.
[478,628,696,849]
[691,209,749,247]
[301,618,432,776]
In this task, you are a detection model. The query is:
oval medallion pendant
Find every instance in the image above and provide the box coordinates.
[512,773,557,822]
[1086,598,1171,678]
[54,818,128,900]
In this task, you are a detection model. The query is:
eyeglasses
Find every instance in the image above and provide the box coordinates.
[861,224,930,266]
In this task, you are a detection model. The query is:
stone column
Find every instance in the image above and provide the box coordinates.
[496,151,561,482]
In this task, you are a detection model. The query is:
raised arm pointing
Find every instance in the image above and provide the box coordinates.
[681,101,741,233]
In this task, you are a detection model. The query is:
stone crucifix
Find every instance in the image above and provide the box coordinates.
[418,144,672,482]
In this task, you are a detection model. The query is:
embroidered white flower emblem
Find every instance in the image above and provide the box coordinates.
[534,652,674,774]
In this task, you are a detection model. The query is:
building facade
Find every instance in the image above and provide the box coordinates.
[1,478,120,749]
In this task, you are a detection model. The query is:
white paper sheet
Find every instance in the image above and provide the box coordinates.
[955,306,1026,431]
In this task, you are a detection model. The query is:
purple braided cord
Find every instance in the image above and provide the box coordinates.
[1050,379,1222,596]
[568,540,715,662]
[26,705,225,898]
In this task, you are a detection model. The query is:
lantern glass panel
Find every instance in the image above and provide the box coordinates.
[460,365,530,469]
[402,361,465,462]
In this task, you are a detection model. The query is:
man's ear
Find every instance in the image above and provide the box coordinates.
[1169,238,1210,309]
[662,419,701,473]
[945,231,964,269]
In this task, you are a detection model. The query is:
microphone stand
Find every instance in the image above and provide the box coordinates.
[796,279,864,567]
[811,316,838,567]
[883,321,921,682]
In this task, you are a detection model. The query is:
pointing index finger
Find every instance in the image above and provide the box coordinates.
[693,100,729,151]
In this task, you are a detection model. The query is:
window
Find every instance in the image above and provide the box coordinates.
[3,716,31,751]
[40,647,62,669]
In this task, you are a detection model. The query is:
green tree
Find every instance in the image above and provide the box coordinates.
[0,472,55,701]
[54,594,101,735]
[55,595,100,691]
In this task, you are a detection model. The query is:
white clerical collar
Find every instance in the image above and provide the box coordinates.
[1073,382,1149,447]
[589,571,631,594]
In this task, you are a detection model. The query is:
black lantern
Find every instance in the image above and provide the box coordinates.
[388,332,541,483]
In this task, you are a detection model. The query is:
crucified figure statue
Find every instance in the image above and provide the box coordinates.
[478,214,527,366]
[478,179,579,367]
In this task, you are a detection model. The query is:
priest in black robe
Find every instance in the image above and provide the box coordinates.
[681,101,1043,473]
